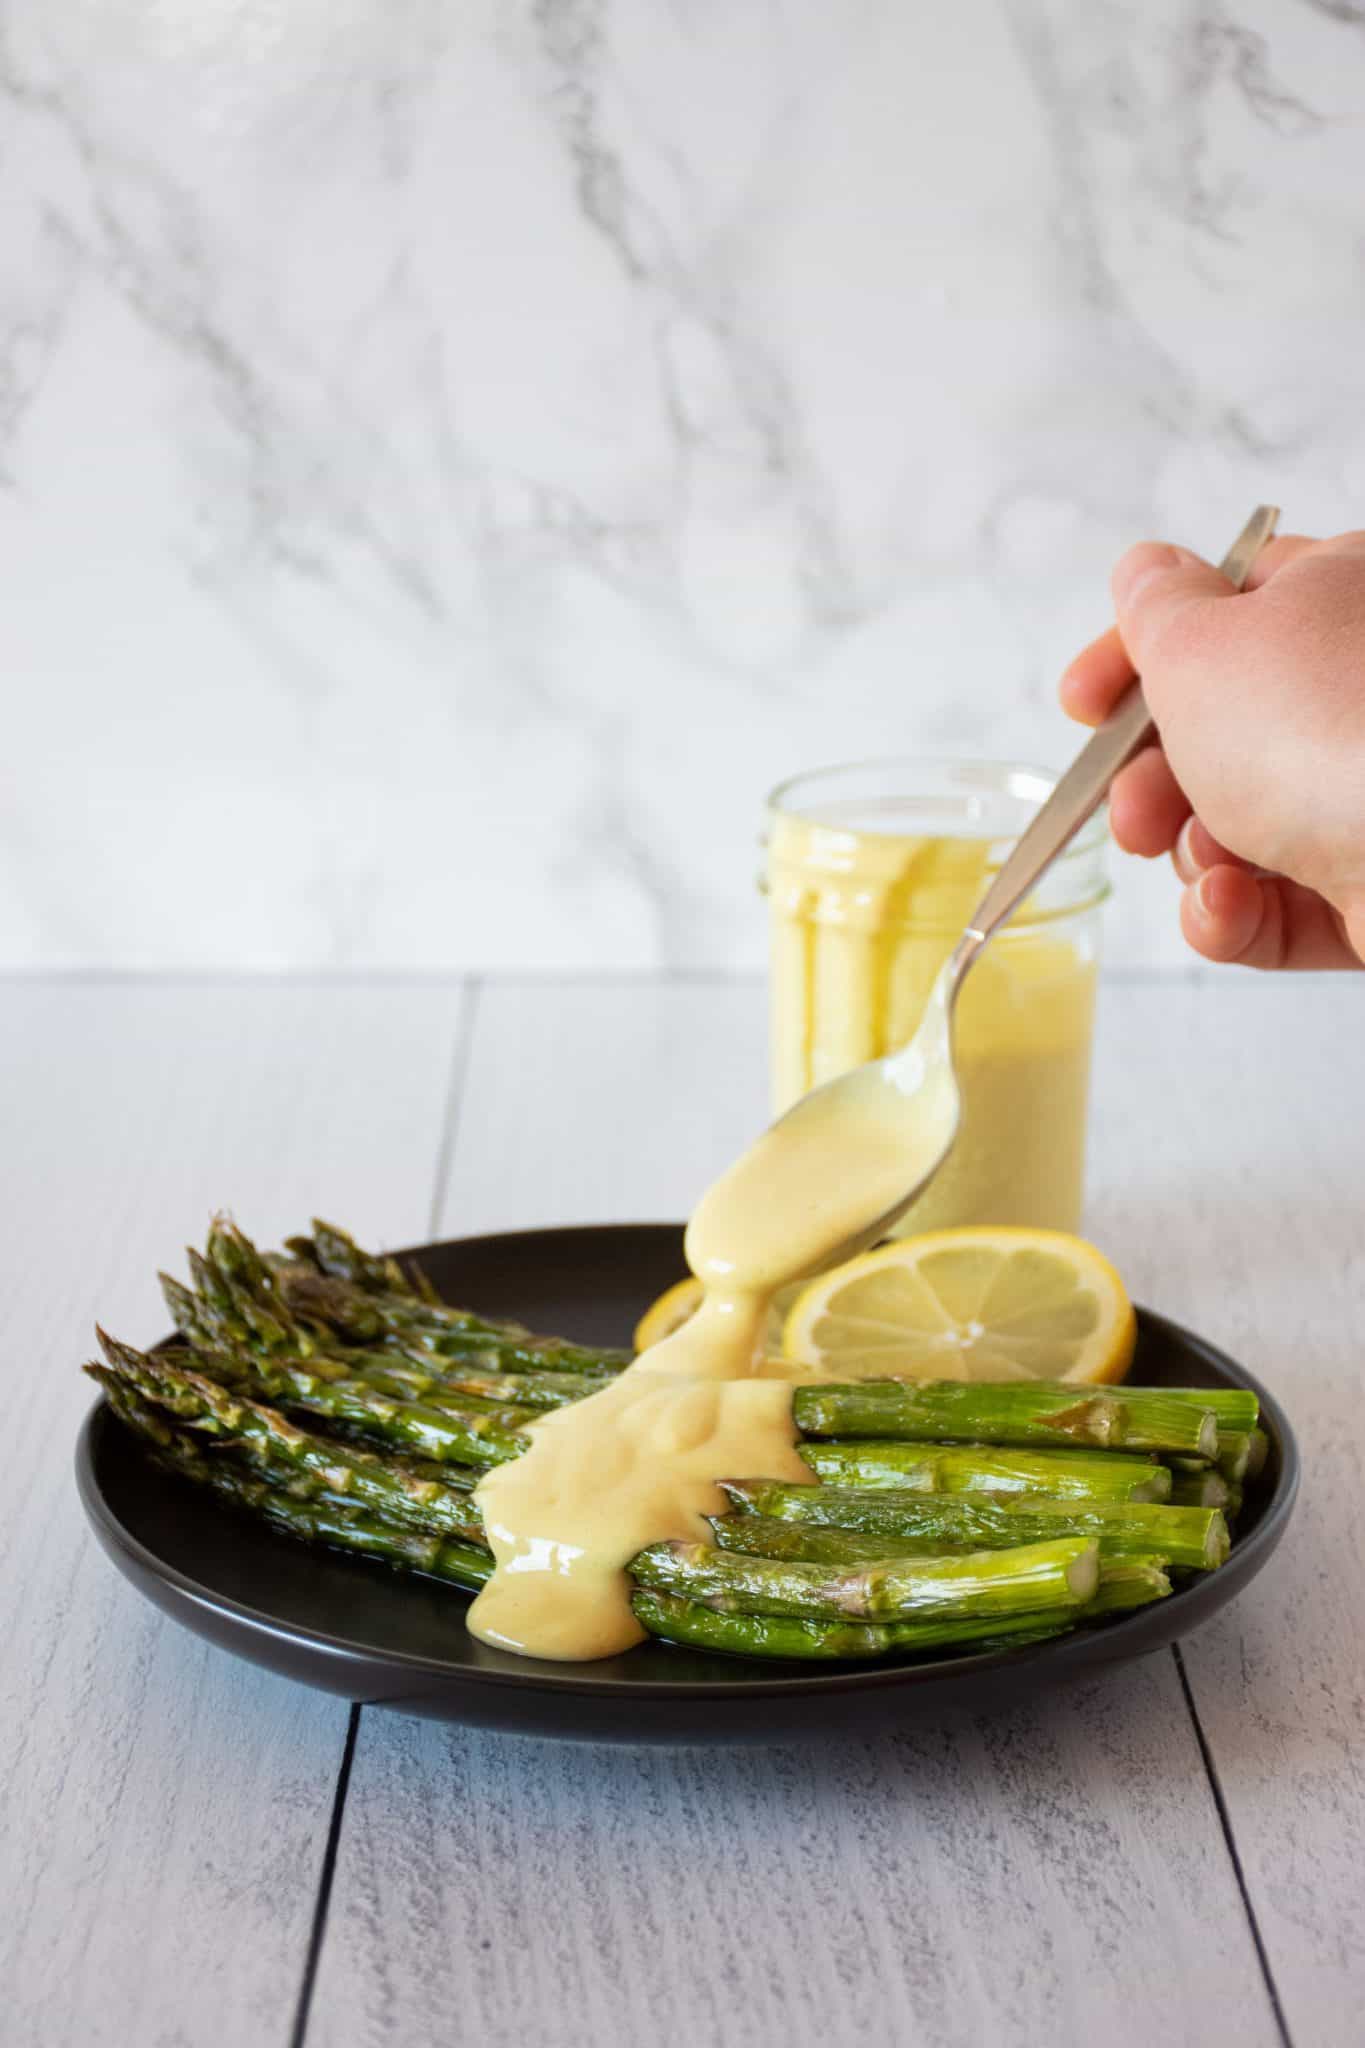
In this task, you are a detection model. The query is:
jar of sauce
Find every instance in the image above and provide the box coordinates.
[765,758,1110,1235]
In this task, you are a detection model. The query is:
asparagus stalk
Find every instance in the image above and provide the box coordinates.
[1198,1388,1260,1434]
[798,1441,1171,1502]
[632,1561,1168,1661]
[791,1381,1217,1458]
[368,1362,613,1411]
[630,1534,1100,1622]
[156,1293,530,1468]
[718,1482,1230,1570]
[174,1260,603,1418]
[1166,1467,1232,1510]
[211,1218,630,1377]
[632,1591,1075,1662]
[284,1217,632,1369]
[1214,1432,1255,1484]
[291,1217,440,1299]
[90,1342,488,1544]
[708,1510,1160,1574]
[1244,1427,1269,1481]
[95,1376,495,1587]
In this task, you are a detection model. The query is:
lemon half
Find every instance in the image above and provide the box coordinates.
[782,1228,1136,1385]
[633,1277,706,1352]
[633,1277,800,1357]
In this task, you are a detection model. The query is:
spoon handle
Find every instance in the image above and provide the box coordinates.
[961,504,1280,951]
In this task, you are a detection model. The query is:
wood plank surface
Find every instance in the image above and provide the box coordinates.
[308,978,1290,2048]
[0,980,463,2048]
[1088,975,1365,2048]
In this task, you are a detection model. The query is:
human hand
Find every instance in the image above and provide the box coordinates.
[1060,530,1365,969]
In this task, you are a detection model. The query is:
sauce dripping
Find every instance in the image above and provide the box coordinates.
[469,978,961,1660]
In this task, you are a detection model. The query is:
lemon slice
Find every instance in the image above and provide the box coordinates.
[633,1277,800,1356]
[782,1228,1136,1385]
[633,1277,705,1352]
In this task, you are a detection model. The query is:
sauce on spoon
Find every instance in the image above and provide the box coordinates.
[469,971,961,1661]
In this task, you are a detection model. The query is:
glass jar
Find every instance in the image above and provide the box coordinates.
[764,758,1110,1235]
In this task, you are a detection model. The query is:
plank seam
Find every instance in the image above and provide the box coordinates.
[428,978,482,1240]
[288,1702,360,2048]
[1171,1643,1293,2047]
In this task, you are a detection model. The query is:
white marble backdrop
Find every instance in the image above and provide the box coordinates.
[3,0,1362,971]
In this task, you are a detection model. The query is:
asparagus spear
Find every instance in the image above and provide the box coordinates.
[90,1342,488,1545]
[96,1374,493,1583]
[1214,1432,1255,1483]
[718,1482,1230,1570]
[707,1510,1161,1573]
[1166,1467,1232,1510]
[172,1260,603,1421]
[1198,1388,1260,1434]
[632,1591,1075,1661]
[156,1293,530,1468]
[367,1362,614,1411]
[211,1218,630,1377]
[798,1441,1171,1502]
[791,1381,1218,1457]
[630,1534,1100,1622]
[292,1218,439,1299]
[632,1561,1168,1661]
[1244,1427,1269,1481]
[283,1218,632,1370]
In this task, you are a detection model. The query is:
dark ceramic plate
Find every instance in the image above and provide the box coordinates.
[76,1224,1299,1744]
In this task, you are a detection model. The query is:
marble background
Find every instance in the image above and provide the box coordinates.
[3,0,1363,972]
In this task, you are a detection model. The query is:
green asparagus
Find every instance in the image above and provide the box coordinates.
[96,1377,495,1588]
[1214,1431,1255,1483]
[633,1559,1169,1661]
[631,1591,1075,1661]
[798,1440,1172,1502]
[630,1534,1100,1622]
[1166,1467,1232,1510]
[1198,1388,1261,1434]
[263,1218,632,1375]
[156,1298,531,1469]
[717,1482,1230,1570]
[791,1381,1218,1457]
[90,1342,487,1544]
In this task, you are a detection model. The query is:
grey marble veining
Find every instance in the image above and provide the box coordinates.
[4,0,1362,971]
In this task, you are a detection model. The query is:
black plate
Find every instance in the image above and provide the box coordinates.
[76,1224,1299,1744]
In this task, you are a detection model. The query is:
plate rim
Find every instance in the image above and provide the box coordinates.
[74,1222,1302,1703]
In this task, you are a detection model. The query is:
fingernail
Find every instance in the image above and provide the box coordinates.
[1175,817,1200,877]
[1194,870,1217,919]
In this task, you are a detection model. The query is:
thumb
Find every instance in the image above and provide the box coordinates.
[1110,543,1240,675]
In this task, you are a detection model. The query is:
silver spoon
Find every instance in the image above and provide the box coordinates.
[704,504,1280,1284]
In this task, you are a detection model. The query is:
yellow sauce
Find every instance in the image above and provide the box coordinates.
[768,813,1098,1234]
[469,978,963,1662]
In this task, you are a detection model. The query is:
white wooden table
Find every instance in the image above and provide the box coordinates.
[4,973,1362,2048]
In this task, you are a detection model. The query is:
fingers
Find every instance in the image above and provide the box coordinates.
[1058,540,1244,732]
[1110,543,1242,677]
[1108,747,1190,857]
[1171,815,1253,885]
[1180,866,1363,971]
[1058,625,1133,728]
